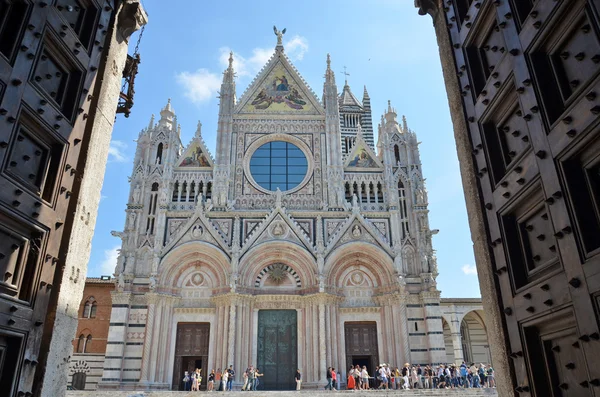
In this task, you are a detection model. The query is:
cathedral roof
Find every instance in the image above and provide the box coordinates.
[338,83,363,109]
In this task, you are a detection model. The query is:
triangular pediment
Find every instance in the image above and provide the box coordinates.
[236,50,324,115]
[344,141,383,170]
[161,210,230,257]
[240,206,315,256]
[325,212,392,256]
[176,137,214,169]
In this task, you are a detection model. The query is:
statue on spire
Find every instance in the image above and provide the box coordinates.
[273,26,286,46]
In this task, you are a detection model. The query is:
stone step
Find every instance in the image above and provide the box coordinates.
[67,389,498,397]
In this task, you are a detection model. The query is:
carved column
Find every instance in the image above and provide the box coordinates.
[297,308,304,374]
[148,299,163,382]
[155,296,174,384]
[228,304,236,368]
[140,293,158,382]
[319,302,326,382]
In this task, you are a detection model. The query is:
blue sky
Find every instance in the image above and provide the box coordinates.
[89,0,481,298]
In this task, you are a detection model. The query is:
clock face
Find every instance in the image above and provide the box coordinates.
[249,141,308,192]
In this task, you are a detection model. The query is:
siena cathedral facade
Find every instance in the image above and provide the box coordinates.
[99,37,471,391]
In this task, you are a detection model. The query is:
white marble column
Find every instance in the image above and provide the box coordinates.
[325,305,332,368]
[319,303,326,382]
[148,297,164,382]
[296,308,304,374]
[140,294,158,383]
[228,304,236,368]
[252,309,259,365]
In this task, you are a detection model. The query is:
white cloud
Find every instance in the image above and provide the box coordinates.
[179,37,308,104]
[218,46,272,78]
[175,68,222,105]
[99,245,120,275]
[461,264,477,275]
[108,140,128,163]
[285,35,309,61]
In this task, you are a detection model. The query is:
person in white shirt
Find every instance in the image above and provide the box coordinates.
[361,366,369,390]
[221,368,229,391]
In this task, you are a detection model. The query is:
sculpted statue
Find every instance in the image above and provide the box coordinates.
[273,25,286,45]
[127,212,136,229]
[132,184,141,203]
[117,253,125,273]
[275,188,283,208]
[117,273,125,291]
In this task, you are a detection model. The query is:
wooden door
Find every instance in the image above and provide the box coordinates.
[430,0,600,395]
[172,323,210,390]
[344,322,379,375]
[256,310,297,390]
[0,1,116,396]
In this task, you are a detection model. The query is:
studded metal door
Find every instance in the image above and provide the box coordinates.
[257,310,297,390]
[431,0,600,395]
[0,1,116,396]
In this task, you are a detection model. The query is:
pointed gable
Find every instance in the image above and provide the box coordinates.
[176,124,214,169]
[236,50,324,115]
[344,141,383,170]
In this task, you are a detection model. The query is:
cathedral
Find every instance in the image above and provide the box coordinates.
[100,34,449,391]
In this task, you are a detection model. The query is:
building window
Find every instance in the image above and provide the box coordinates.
[77,334,85,353]
[82,297,96,318]
[249,141,308,192]
[72,372,87,390]
[85,335,92,353]
[156,142,163,164]
[394,145,400,163]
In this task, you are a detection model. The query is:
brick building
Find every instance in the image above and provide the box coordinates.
[68,277,114,390]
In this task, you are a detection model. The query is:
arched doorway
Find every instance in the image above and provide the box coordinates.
[460,311,491,365]
[442,319,454,364]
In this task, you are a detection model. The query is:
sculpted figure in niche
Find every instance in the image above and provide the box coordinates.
[127,212,136,229]
[132,184,141,203]
[117,253,126,273]
[402,248,416,275]
[117,273,125,291]
[272,222,284,236]
[352,225,362,238]
[191,224,203,238]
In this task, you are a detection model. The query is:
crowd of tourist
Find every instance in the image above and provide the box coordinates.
[182,361,495,391]
[330,362,495,391]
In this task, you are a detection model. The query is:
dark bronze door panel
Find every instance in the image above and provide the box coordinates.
[257,309,297,390]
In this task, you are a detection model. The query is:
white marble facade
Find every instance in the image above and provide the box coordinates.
[99,36,457,390]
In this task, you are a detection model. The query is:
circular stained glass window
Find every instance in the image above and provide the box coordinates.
[249,141,308,192]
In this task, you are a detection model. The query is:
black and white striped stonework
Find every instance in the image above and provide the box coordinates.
[255,264,302,288]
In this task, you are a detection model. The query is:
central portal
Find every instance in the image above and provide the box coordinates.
[257,310,297,390]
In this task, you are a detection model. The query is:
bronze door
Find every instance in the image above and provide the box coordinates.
[344,322,379,377]
[0,1,116,396]
[172,323,210,390]
[419,0,600,395]
[256,310,297,390]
